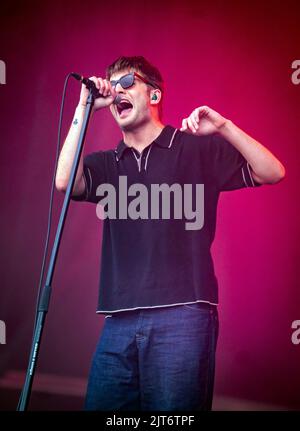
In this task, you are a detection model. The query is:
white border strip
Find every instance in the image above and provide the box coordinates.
[168,128,178,148]
[97,299,218,315]
[86,167,93,196]
[246,163,255,187]
[131,148,141,172]
[242,166,249,187]
[144,144,153,171]
[82,171,89,200]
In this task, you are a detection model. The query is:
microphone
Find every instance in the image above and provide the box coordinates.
[71,73,121,104]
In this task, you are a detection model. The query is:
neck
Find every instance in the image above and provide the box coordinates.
[122,118,165,153]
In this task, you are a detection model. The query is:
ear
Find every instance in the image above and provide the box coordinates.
[150,89,161,105]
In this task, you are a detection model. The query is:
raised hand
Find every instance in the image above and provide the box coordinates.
[79,76,117,111]
[180,106,227,135]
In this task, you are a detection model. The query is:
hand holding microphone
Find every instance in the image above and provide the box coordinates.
[72,73,120,111]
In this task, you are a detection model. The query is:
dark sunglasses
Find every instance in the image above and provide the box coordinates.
[110,72,158,90]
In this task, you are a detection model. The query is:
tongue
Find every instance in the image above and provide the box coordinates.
[119,106,133,117]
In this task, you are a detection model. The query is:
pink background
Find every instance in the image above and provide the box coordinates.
[0,0,299,409]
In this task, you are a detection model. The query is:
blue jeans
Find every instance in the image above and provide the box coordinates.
[84,302,218,411]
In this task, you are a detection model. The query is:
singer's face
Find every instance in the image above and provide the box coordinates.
[109,69,152,131]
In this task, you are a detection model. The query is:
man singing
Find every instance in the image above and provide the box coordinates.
[55,56,285,410]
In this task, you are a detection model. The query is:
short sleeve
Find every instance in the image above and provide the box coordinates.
[207,134,261,191]
[71,151,106,203]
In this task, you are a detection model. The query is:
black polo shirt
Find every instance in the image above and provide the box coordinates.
[73,125,259,313]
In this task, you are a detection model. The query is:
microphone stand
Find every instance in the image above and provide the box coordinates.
[17,89,95,411]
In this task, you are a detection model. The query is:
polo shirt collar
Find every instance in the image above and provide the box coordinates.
[114,125,176,161]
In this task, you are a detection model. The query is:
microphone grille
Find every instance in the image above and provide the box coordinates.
[113,95,122,105]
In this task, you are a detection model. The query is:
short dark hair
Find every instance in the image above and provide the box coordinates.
[106,56,164,118]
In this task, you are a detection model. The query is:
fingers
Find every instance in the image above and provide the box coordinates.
[180,109,199,133]
[191,108,200,126]
[99,78,113,98]
[180,106,210,133]
[187,116,197,133]
[88,77,115,98]
[79,76,117,110]
[87,76,100,91]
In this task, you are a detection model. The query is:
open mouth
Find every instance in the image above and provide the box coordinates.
[117,100,133,117]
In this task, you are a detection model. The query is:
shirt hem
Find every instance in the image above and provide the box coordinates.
[96,299,218,315]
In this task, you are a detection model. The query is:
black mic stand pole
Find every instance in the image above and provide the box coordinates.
[17,89,95,411]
